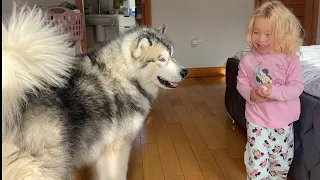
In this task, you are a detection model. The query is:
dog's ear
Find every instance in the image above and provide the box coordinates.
[133,35,152,58]
[157,24,167,34]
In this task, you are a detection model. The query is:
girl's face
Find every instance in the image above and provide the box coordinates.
[251,17,274,54]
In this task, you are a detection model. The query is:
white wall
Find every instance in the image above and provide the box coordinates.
[2,0,82,55]
[152,0,254,68]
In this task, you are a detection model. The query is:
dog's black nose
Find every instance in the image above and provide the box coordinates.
[180,68,188,78]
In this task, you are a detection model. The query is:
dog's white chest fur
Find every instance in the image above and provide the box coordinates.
[74,111,147,168]
[107,112,146,142]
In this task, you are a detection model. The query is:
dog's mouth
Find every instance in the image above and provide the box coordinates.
[157,76,178,88]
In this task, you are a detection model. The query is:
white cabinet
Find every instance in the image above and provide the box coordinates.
[117,15,136,34]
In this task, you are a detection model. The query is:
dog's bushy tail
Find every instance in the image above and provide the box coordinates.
[2,3,75,131]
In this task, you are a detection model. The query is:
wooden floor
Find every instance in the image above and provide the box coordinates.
[72,76,249,180]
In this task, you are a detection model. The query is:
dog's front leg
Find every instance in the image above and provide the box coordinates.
[92,140,132,180]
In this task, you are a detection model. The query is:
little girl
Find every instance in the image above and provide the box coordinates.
[236,1,304,179]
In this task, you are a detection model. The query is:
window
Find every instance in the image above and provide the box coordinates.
[128,0,135,12]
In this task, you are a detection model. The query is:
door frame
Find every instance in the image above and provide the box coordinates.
[254,0,319,45]
[135,0,152,26]
[75,0,87,53]
[143,0,152,26]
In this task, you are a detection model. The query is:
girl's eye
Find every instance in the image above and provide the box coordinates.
[253,31,259,35]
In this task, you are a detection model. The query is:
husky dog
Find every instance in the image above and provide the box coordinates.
[2,3,187,180]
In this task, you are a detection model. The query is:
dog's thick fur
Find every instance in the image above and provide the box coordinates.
[2,4,187,180]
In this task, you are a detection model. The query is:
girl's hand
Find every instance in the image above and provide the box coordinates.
[250,87,267,102]
[257,84,272,98]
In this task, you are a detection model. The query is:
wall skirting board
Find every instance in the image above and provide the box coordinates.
[186,67,226,78]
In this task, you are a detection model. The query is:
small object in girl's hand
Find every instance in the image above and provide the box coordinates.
[261,85,268,91]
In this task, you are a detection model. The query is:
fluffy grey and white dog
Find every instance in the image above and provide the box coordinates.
[2,3,187,180]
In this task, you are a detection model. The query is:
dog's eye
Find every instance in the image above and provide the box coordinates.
[158,58,166,62]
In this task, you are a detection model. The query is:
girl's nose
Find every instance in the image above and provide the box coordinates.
[259,35,266,42]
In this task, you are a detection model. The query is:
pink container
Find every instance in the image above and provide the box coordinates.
[46,6,84,41]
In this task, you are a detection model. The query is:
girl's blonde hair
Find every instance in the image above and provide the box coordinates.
[246,1,304,58]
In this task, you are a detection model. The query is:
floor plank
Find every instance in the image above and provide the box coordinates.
[210,149,245,180]
[142,144,165,180]
[165,176,185,180]
[140,116,157,144]
[156,135,183,177]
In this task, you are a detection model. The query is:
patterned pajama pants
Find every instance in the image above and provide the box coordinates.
[244,121,294,180]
